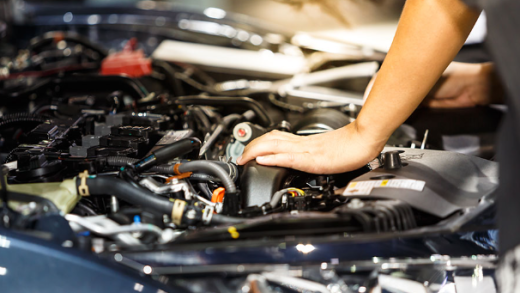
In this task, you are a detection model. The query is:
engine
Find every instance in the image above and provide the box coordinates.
[0,32,498,252]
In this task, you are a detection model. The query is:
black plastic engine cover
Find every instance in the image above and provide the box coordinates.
[342,148,498,218]
[240,161,290,208]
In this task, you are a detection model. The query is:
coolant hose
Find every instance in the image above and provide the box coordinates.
[78,176,243,225]
[78,176,174,215]
[177,161,237,193]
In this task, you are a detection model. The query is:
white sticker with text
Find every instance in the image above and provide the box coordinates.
[343,179,426,196]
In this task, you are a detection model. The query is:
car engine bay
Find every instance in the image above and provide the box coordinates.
[0,2,501,292]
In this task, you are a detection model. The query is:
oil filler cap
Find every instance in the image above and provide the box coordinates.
[383,151,403,170]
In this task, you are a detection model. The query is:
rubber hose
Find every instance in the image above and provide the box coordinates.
[197,182,212,199]
[0,116,47,129]
[106,157,173,173]
[152,59,184,97]
[106,157,238,181]
[177,161,237,193]
[211,214,244,225]
[106,156,169,173]
[191,107,212,133]
[80,176,174,215]
[176,96,272,127]
[201,113,242,153]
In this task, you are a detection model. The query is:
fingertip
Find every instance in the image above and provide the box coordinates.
[236,155,243,165]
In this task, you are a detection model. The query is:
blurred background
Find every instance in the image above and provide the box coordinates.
[0,0,495,156]
[89,0,405,30]
[174,0,406,51]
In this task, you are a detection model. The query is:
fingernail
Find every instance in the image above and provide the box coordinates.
[237,156,242,164]
[256,156,266,163]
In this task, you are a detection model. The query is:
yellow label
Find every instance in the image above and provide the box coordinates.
[380,180,389,187]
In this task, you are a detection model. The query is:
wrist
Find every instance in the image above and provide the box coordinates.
[349,120,387,156]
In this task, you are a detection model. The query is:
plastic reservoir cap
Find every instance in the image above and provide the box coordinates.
[101,48,152,78]
[133,215,141,224]
[237,128,247,137]
[211,187,226,203]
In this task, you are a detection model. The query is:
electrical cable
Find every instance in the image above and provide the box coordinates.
[270,188,305,208]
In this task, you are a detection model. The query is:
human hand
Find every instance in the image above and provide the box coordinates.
[236,122,385,174]
[424,62,501,108]
[364,62,501,108]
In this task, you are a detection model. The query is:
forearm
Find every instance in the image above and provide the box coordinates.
[356,0,480,143]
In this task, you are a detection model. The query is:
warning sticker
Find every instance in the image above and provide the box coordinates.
[343,179,425,196]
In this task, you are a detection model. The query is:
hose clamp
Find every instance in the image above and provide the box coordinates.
[78,170,90,196]
[172,199,186,226]
[173,163,182,175]
[202,206,214,225]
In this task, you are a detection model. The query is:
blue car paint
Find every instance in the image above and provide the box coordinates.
[0,227,184,293]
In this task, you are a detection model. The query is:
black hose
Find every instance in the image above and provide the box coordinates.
[0,113,47,130]
[106,157,238,181]
[176,96,272,127]
[133,138,200,172]
[106,157,175,174]
[81,176,243,225]
[149,164,176,174]
[211,214,244,225]
[80,176,173,215]
[199,113,242,157]
[178,161,237,193]
[197,182,212,199]
[188,173,228,182]
[152,60,184,97]
[190,107,212,134]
